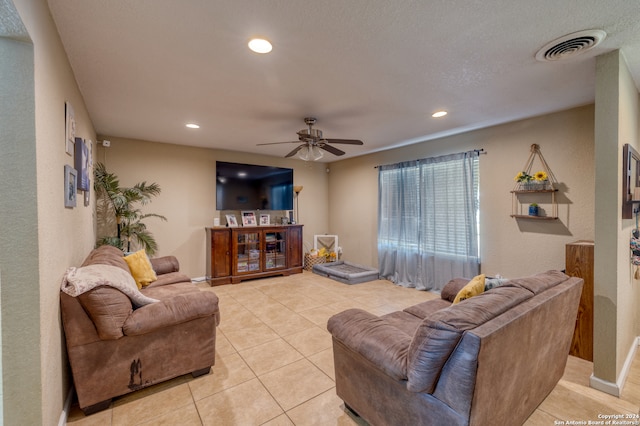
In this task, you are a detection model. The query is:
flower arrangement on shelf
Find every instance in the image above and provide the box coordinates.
[514,170,549,190]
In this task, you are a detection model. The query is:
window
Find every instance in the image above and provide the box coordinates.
[378,151,480,291]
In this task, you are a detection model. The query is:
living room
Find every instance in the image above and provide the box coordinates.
[2,1,640,425]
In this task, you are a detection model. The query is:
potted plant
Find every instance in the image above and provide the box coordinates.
[94,162,166,255]
[528,203,539,216]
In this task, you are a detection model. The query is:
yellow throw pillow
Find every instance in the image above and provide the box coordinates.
[124,249,157,289]
[452,274,485,304]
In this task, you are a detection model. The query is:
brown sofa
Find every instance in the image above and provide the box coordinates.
[60,245,220,415]
[327,270,583,426]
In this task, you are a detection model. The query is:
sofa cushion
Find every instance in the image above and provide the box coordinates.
[82,244,130,272]
[380,311,424,336]
[453,274,485,304]
[507,270,569,295]
[78,286,132,340]
[403,298,451,320]
[406,318,463,393]
[440,278,469,302]
[327,309,412,380]
[406,285,533,393]
[124,249,158,289]
[150,255,180,275]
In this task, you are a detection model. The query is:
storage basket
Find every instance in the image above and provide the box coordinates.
[304,253,326,271]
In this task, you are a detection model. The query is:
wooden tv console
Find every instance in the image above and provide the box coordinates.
[205,225,303,285]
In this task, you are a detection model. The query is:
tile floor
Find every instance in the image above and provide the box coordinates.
[67,271,640,425]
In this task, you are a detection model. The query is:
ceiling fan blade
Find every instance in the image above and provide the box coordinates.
[256,141,299,146]
[319,144,345,156]
[285,145,305,158]
[325,138,364,145]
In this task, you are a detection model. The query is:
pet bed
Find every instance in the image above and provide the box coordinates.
[312,261,379,285]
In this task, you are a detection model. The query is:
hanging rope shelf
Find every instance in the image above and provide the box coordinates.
[510,144,559,220]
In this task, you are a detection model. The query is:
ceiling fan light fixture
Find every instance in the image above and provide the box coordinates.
[297,145,310,161]
[311,145,324,161]
[248,38,272,54]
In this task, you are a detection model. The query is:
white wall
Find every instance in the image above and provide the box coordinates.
[328,106,595,278]
[9,0,97,424]
[97,138,329,277]
[593,49,640,394]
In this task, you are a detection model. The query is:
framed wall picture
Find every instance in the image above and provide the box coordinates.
[241,211,257,227]
[259,214,270,226]
[64,165,77,208]
[225,214,238,227]
[65,101,75,155]
[74,137,90,191]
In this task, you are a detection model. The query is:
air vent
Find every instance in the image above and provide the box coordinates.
[535,30,606,62]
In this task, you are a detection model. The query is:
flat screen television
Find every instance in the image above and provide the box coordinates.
[216,161,293,211]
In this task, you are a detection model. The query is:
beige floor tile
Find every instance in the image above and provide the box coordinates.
[137,402,202,426]
[195,378,283,426]
[286,388,361,426]
[537,379,638,422]
[189,352,256,401]
[307,348,336,381]
[215,330,237,356]
[239,338,304,376]
[298,305,344,326]
[282,326,332,357]
[523,407,560,425]
[223,322,281,351]
[278,294,327,313]
[259,359,335,411]
[112,383,193,426]
[262,414,295,425]
[67,405,113,426]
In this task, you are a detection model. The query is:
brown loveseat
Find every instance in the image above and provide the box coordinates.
[327,270,583,426]
[60,245,220,415]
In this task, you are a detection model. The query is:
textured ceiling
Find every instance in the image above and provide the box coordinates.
[47,0,640,161]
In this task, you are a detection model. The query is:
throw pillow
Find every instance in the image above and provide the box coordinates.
[453,274,485,304]
[124,249,158,289]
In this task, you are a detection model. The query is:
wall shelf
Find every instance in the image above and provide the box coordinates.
[511,144,559,220]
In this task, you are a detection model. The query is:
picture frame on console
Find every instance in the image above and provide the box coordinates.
[225,214,238,227]
[259,214,270,226]
[242,211,257,227]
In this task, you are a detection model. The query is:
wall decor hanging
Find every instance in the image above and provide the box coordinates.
[510,144,559,220]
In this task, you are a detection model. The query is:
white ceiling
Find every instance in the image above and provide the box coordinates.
[47,0,640,161]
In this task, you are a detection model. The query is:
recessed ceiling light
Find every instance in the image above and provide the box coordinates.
[432,111,448,118]
[186,123,200,129]
[248,38,272,54]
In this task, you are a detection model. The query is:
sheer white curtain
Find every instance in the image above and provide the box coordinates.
[378,151,480,291]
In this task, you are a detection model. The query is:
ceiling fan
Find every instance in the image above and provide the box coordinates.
[257,117,364,160]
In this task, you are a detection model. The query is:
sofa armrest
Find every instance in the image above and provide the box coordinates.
[327,308,412,380]
[123,291,219,336]
[150,256,180,275]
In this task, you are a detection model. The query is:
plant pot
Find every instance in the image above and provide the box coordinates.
[528,206,539,216]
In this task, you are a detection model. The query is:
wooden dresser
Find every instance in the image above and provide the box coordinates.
[565,240,594,361]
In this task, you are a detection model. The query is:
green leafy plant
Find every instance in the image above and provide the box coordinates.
[529,203,538,207]
[94,162,166,255]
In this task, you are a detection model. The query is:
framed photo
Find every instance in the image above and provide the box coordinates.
[74,137,90,191]
[241,211,257,227]
[259,214,270,226]
[65,101,75,155]
[225,214,238,227]
[64,165,77,208]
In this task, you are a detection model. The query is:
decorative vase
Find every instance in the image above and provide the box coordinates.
[529,205,539,216]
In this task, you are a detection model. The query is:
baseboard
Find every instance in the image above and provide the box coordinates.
[191,276,208,283]
[58,385,74,426]
[589,336,640,397]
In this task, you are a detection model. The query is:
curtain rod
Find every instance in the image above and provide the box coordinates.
[374,148,486,169]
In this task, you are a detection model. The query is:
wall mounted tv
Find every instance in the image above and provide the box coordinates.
[216,161,293,211]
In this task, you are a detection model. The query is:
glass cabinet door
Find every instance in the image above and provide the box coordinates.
[236,231,260,274]
[264,231,286,270]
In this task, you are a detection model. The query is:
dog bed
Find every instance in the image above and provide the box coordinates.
[312,261,379,285]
